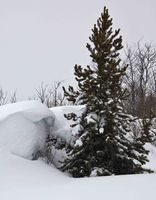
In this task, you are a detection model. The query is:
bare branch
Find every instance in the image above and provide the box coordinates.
[123,42,156,118]
[33,81,67,108]
[0,88,8,105]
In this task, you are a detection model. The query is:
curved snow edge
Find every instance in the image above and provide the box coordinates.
[0,101,55,159]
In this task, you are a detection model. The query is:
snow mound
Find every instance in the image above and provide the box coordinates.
[0,100,53,122]
[50,105,85,167]
[50,105,85,143]
[0,101,55,159]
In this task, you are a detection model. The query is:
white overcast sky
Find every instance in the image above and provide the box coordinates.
[0,0,156,99]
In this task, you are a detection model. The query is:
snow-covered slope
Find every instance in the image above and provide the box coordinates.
[0,101,55,159]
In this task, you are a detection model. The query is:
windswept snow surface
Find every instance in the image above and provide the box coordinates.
[0,101,54,159]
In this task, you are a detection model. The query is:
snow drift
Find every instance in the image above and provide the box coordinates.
[49,105,85,166]
[0,101,55,159]
[50,105,85,143]
[0,101,156,171]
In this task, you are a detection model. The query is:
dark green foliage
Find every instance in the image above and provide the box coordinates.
[61,7,152,177]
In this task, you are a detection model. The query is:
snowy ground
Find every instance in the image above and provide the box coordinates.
[0,150,156,200]
[0,101,156,200]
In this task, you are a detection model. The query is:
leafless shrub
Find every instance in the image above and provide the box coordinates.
[9,90,17,103]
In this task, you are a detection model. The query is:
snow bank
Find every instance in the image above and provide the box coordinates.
[50,105,85,166]
[50,105,85,143]
[0,103,156,200]
[0,101,55,159]
[0,100,53,122]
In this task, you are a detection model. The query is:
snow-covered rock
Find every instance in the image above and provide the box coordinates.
[0,101,55,159]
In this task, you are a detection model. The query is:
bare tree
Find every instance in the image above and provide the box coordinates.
[9,90,17,103]
[0,88,18,105]
[0,87,8,105]
[51,81,65,107]
[124,46,137,115]
[32,81,66,108]
[124,42,156,117]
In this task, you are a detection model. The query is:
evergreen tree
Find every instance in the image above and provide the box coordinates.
[61,7,152,177]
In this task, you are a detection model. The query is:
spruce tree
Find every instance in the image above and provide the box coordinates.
[61,7,152,177]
